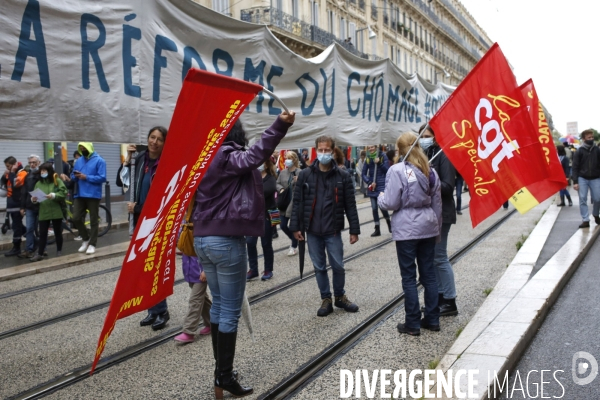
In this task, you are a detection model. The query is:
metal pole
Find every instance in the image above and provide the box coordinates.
[129,153,137,236]
[104,181,111,215]
[262,87,289,113]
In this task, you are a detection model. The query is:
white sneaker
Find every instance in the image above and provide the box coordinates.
[287,246,298,256]
[78,241,90,253]
[86,245,96,255]
[74,236,83,241]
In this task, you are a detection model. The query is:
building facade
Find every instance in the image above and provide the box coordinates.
[194,0,492,86]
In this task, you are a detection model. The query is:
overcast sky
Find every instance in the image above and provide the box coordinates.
[458,0,599,135]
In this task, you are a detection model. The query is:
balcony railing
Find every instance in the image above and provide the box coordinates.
[407,0,482,61]
[241,7,370,59]
[438,0,491,49]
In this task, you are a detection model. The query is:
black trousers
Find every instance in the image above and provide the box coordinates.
[38,219,63,255]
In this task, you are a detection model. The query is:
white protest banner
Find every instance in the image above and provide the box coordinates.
[0,0,455,147]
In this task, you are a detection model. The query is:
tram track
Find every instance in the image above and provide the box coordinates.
[0,211,380,301]
[7,235,401,399]
[8,205,491,400]
[259,209,517,399]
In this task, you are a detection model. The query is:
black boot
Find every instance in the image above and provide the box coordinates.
[371,225,381,237]
[215,331,252,399]
[5,242,21,257]
[385,218,392,233]
[422,293,444,313]
[567,194,573,206]
[557,195,565,207]
[439,298,458,316]
[211,323,239,380]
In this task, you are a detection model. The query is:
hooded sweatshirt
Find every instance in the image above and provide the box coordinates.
[70,142,107,199]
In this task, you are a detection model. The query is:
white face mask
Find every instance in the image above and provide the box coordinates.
[284,159,294,168]
[41,172,48,178]
[258,164,265,172]
[419,137,434,151]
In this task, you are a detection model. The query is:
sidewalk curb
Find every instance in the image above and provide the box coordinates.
[436,205,600,399]
[0,242,128,282]
[0,221,129,252]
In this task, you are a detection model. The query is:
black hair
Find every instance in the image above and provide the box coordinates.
[73,150,80,158]
[225,120,248,148]
[39,162,55,179]
[148,126,168,141]
[556,144,566,156]
[4,156,16,165]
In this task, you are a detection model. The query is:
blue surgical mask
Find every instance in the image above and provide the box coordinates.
[317,153,333,165]
[284,159,294,168]
[41,172,48,178]
[258,165,265,172]
[419,137,434,151]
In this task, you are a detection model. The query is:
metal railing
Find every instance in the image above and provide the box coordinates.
[438,0,492,49]
[241,7,370,59]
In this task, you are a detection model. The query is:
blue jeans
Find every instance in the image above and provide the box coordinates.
[578,177,600,221]
[455,177,464,210]
[194,236,247,333]
[307,233,345,299]
[370,197,390,225]
[395,237,439,329]
[280,215,298,248]
[25,209,39,252]
[434,223,456,299]
[246,216,274,273]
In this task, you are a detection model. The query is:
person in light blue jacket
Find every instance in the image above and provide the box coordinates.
[378,132,442,337]
[70,142,106,255]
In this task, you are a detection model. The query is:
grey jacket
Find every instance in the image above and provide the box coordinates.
[276,167,298,218]
[378,161,442,241]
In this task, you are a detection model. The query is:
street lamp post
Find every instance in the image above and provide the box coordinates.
[355,25,376,53]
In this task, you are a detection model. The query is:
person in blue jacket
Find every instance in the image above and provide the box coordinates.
[361,145,391,236]
[70,142,106,255]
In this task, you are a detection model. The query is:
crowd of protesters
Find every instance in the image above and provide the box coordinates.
[3,119,598,399]
[2,144,106,260]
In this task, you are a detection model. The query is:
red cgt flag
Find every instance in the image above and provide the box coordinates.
[507,79,567,213]
[91,69,262,373]
[430,43,550,227]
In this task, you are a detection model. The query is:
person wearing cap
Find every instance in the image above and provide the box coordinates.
[70,142,106,255]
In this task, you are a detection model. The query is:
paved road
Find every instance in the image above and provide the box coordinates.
[500,231,600,399]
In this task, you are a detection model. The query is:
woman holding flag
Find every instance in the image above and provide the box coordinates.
[378,132,442,336]
[193,111,295,399]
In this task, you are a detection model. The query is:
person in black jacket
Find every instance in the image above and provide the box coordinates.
[572,129,600,228]
[290,135,361,317]
[19,155,42,258]
[420,125,459,316]
[246,156,277,281]
[556,145,573,207]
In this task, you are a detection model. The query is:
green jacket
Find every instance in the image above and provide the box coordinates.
[34,177,67,221]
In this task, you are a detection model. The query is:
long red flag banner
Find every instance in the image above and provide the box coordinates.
[507,79,567,213]
[430,43,550,227]
[91,69,262,373]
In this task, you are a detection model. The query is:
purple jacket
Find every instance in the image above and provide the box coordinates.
[377,161,442,241]
[193,117,292,237]
[182,254,203,283]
